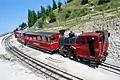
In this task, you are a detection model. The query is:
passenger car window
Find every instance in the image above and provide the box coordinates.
[45,37,48,42]
[37,36,41,41]
[30,37,32,40]
[51,36,55,42]
[40,36,42,40]
[25,36,29,39]
[42,36,46,42]
[33,37,36,40]
[16,34,20,37]
[46,37,50,42]
[27,37,29,39]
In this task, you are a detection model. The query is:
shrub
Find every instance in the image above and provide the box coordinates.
[65,10,71,19]
[81,0,88,5]
[98,0,110,5]
[49,11,56,23]
[80,8,89,16]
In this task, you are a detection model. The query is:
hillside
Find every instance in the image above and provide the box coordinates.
[29,0,120,31]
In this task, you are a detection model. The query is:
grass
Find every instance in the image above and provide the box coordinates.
[29,0,120,31]
[28,26,37,31]
[56,0,120,19]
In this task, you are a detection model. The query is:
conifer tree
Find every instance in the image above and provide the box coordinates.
[58,0,62,11]
[52,0,57,10]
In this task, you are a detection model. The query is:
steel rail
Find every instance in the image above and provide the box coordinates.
[4,34,83,80]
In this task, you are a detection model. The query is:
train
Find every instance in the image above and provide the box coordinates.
[13,29,110,65]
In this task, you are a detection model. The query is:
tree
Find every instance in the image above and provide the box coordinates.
[41,13,47,21]
[37,19,44,29]
[64,0,67,4]
[28,9,32,27]
[37,11,42,19]
[47,5,52,12]
[58,0,62,11]
[46,5,52,16]
[67,0,73,3]
[28,9,37,28]
[41,6,46,14]
[32,10,37,26]
[52,0,57,10]
[19,22,27,29]
[81,0,88,5]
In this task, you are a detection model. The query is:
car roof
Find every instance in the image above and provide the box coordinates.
[25,31,59,37]
[79,32,100,37]
[16,30,30,34]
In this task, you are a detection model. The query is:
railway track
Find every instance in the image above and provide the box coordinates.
[99,62,120,75]
[4,34,83,80]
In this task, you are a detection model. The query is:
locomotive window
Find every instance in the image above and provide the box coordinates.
[87,37,97,44]
[76,37,85,44]
[102,35,105,44]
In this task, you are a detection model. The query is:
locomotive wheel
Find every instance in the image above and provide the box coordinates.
[102,57,106,63]
[59,46,68,57]
[99,56,106,64]
[63,53,67,57]
[105,52,108,57]
[68,50,76,60]
[76,58,81,62]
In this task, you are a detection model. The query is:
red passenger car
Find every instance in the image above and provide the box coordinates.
[14,30,28,43]
[24,31,60,52]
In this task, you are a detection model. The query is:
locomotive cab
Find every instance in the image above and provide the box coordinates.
[76,31,110,62]
[75,34,98,61]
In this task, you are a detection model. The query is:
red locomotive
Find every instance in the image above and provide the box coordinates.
[59,30,110,64]
[14,29,110,64]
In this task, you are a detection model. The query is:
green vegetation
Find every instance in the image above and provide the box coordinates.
[58,0,62,11]
[27,0,120,31]
[98,0,110,5]
[52,0,57,10]
[67,0,73,3]
[81,0,88,5]
[28,9,37,27]
[29,26,37,31]
[19,22,27,29]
